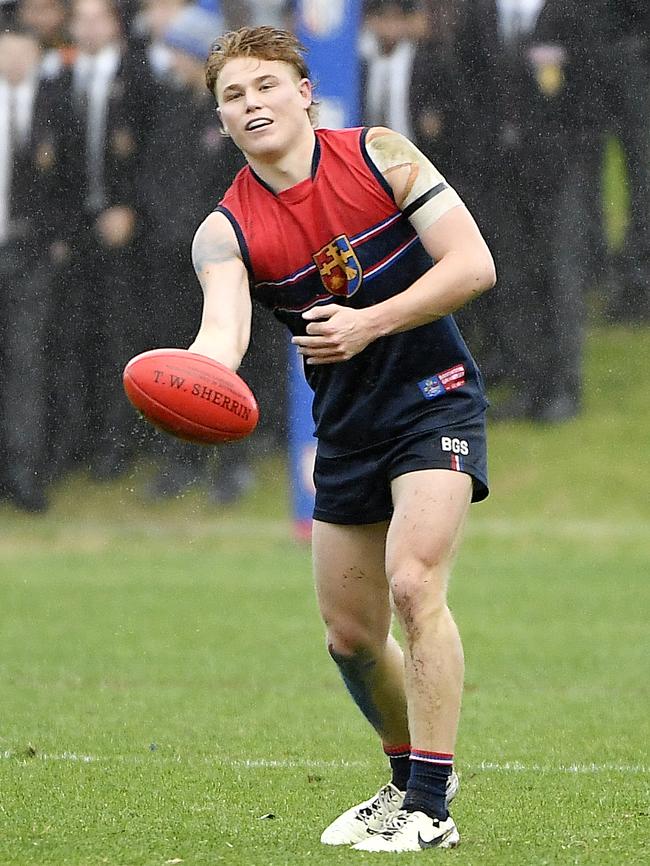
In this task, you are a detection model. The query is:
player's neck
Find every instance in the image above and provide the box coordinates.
[247,128,317,193]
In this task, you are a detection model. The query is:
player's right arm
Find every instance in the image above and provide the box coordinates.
[188,211,252,371]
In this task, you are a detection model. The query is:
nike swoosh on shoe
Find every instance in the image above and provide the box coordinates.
[417,827,454,849]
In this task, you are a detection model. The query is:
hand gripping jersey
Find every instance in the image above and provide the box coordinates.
[218,127,487,451]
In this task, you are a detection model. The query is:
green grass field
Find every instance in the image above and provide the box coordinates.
[1,325,649,866]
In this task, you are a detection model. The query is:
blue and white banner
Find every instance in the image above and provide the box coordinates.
[296,0,362,129]
[288,0,361,537]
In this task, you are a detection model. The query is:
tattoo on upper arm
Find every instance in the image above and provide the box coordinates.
[191,234,236,275]
[366,129,463,233]
[366,130,442,201]
[383,162,419,208]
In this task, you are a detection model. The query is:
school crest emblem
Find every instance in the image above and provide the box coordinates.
[313,235,362,297]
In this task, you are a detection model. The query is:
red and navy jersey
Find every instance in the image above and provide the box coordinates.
[218,127,487,450]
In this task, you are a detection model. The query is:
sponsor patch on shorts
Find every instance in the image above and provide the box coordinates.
[417,364,466,400]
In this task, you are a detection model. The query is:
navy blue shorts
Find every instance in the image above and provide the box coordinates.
[313,412,489,525]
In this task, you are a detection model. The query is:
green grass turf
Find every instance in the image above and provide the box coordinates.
[1,325,649,865]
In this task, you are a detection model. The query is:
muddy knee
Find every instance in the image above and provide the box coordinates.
[389,565,448,634]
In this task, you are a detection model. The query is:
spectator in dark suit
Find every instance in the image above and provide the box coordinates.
[139,5,243,357]
[137,3,258,502]
[360,0,420,138]
[0,27,69,510]
[410,1,468,204]
[604,0,650,321]
[456,0,610,422]
[361,2,493,376]
[48,0,158,478]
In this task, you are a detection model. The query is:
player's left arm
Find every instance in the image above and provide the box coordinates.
[294,128,495,365]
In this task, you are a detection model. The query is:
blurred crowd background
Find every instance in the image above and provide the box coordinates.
[0,0,648,513]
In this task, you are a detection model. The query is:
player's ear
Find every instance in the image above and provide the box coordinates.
[298,77,313,107]
[216,106,231,138]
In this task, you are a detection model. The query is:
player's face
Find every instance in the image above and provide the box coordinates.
[216,57,313,162]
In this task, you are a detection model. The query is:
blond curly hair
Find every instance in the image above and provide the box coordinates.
[205,26,318,125]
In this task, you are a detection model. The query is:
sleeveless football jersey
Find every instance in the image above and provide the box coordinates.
[217,127,487,451]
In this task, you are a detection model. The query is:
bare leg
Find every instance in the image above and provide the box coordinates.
[312,519,410,747]
[386,470,471,752]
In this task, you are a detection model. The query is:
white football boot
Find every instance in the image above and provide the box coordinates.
[352,809,460,852]
[320,771,459,846]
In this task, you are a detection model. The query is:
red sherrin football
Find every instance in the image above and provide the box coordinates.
[122,348,259,444]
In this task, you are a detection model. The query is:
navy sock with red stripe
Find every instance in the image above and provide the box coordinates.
[383,743,411,791]
[403,749,453,821]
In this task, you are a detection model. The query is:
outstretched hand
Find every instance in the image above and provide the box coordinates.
[291,304,377,365]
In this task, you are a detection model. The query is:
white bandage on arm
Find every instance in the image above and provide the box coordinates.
[365,129,463,233]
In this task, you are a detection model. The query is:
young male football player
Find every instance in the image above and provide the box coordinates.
[189,26,495,852]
